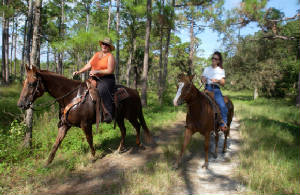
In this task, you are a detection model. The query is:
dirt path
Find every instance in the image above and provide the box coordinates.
[37,114,246,195]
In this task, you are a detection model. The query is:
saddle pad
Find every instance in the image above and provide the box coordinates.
[115,87,129,102]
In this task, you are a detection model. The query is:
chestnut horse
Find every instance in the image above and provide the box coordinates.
[173,74,234,168]
[17,65,152,165]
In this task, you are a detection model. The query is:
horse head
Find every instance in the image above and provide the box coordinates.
[173,73,195,106]
[17,65,45,110]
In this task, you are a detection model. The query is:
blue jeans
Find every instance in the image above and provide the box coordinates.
[206,85,228,126]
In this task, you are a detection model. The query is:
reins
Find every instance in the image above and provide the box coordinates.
[32,84,82,111]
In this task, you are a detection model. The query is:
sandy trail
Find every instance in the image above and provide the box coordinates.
[37,115,246,195]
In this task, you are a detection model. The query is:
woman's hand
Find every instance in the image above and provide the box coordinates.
[211,78,225,86]
[201,76,207,84]
[89,70,100,76]
[73,71,80,76]
[210,79,219,83]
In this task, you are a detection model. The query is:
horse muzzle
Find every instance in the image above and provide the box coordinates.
[173,98,184,106]
[17,100,32,110]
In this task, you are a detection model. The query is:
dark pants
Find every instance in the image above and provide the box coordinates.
[95,74,115,118]
[206,84,228,126]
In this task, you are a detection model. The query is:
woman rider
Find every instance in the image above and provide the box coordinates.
[201,51,228,131]
[73,37,115,123]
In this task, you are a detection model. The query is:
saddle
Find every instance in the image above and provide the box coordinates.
[62,79,130,132]
[86,79,129,127]
[203,90,227,132]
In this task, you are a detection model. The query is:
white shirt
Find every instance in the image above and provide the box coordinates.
[202,66,225,85]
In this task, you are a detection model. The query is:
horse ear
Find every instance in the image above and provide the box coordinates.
[32,65,37,73]
[189,74,195,81]
[25,64,30,71]
[177,73,185,80]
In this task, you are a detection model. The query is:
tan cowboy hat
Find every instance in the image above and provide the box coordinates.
[99,37,115,51]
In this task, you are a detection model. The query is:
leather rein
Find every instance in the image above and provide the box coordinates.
[31,75,82,111]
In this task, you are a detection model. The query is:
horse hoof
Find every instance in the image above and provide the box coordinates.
[145,135,153,145]
[202,163,208,169]
[44,162,50,168]
[172,162,180,170]
[91,156,98,163]
[213,153,218,159]
[138,144,146,150]
[118,147,127,154]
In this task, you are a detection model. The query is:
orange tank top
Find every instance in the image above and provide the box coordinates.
[90,52,112,71]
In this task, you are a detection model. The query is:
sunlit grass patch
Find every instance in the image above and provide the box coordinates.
[227,90,300,194]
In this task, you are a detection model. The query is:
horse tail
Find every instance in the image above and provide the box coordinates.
[138,109,153,145]
[134,91,152,145]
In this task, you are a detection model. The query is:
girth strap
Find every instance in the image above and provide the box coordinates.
[63,80,101,132]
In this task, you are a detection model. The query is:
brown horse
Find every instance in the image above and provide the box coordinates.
[173,74,234,168]
[17,65,152,165]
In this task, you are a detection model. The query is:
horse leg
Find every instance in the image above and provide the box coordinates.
[46,125,70,165]
[214,131,219,158]
[223,129,229,153]
[82,123,96,158]
[175,128,192,169]
[117,118,126,153]
[129,118,144,149]
[202,133,210,169]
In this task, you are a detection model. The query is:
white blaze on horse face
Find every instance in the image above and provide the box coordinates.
[173,82,184,106]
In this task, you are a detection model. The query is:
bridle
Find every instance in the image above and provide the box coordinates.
[26,74,81,111]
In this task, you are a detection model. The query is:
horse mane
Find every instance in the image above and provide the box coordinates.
[38,70,82,85]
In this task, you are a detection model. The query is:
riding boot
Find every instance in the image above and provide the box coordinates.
[101,102,112,123]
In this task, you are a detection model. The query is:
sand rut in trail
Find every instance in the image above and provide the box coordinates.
[37,115,246,195]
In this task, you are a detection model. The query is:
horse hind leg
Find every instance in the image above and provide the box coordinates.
[202,134,210,169]
[223,129,229,153]
[46,124,70,166]
[116,118,126,153]
[82,123,96,158]
[214,131,219,158]
[129,118,144,149]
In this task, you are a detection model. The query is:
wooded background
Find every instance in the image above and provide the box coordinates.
[1,0,299,102]
[0,1,299,194]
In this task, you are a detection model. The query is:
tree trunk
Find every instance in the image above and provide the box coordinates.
[1,0,9,84]
[24,0,42,148]
[85,2,90,32]
[107,0,111,33]
[126,51,133,87]
[188,14,195,75]
[36,39,41,69]
[57,0,64,74]
[126,36,136,86]
[115,0,120,83]
[10,17,15,78]
[254,87,259,100]
[23,108,33,148]
[141,0,152,106]
[21,18,28,80]
[14,21,18,77]
[133,66,138,90]
[160,22,172,105]
[297,72,300,106]
[46,42,50,70]
[26,0,34,65]
[158,0,164,105]
[5,18,9,82]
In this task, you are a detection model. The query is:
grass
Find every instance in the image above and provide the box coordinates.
[1,83,299,194]
[223,90,300,194]
[0,83,182,195]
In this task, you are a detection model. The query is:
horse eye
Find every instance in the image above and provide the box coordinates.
[28,82,36,88]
